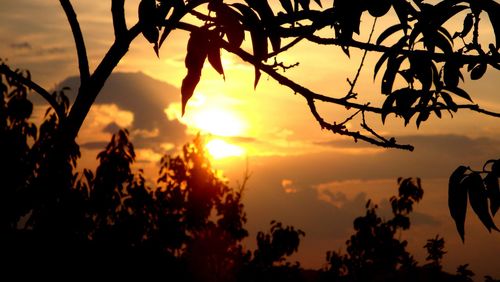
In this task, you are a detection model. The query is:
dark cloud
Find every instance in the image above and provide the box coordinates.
[53,72,189,149]
[10,42,32,50]
[80,141,108,150]
[103,122,121,134]
[35,47,67,55]
[305,134,500,180]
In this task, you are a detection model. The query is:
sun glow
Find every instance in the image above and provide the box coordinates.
[190,108,245,137]
[166,93,250,159]
[205,139,245,159]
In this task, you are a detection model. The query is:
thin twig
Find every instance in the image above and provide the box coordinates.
[59,0,90,84]
[307,98,414,151]
[266,36,305,58]
[345,18,378,100]
[338,108,363,128]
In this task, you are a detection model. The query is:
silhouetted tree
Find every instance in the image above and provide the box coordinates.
[423,235,446,271]
[319,178,496,282]
[1,0,499,238]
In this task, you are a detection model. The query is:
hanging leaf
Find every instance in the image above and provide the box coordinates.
[181,30,209,115]
[299,0,310,11]
[381,55,405,95]
[440,91,458,112]
[159,0,185,47]
[313,0,322,8]
[139,0,159,44]
[468,172,499,232]
[374,36,408,80]
[254,69,262,89]
[233,3,267,88]
[416,110,430,128]
[279,0,294,13]
[453,13,473,39]
[448,165,468,242]
[376,24,409,45]
[443,62,460,88]
[215,4,245,48]
[207,43,224,78]
[367,0,391,18]
[484,173,500,216]
[485,1,500,48]
[381,91,398,123]
[181,71,201,116]
[444,86,473,102]
[410,55,433,92]
[470,63,487,80]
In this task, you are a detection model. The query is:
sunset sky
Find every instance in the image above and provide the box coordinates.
[1,0,500,277]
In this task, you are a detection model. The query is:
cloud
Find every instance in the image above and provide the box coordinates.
[10,42,32,50]
[54,72,189,153]
[281,179,298,194]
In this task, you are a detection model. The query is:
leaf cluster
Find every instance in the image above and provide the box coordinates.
[448,160,500,242]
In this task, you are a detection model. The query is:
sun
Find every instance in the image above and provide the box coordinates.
[205,139,245,159]
[189,108,245,137]
[168,93,249,159]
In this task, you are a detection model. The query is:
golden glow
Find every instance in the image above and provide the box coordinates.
[205,139,245,160]
[190,109,245,136]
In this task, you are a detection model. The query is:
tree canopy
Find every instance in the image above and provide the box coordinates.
[0,0,499,254]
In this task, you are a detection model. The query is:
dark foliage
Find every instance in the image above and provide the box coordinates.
[0,72,306,280]
[449,160,500,241]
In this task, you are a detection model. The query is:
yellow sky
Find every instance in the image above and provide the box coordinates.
[1,0,500,276]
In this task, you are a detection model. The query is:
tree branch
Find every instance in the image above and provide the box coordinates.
[306,34,494,66]
[0,64,64,119]
[308,98,414,151]
[112,0,127,40]
[178,22,500,117]
[65,24,142,140]
[59,0,90,84]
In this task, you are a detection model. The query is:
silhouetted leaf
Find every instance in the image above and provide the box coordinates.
[139,0,159,44]
[181,30,208,115]
[376,24,409,45]
[215,4,245,48]
[382,55,405,95]
[470,63,487,80]
[299,0,310,11]
[367,0,391,18]
[244,0,280,52]
[433,31,453,54]
[443,62,460,88]
[279,0,294,13]
[374,36,407,80]
[410,56,433,92]
[484,173,500,216]
[207,44,224,77]
[444,86,473,102]
[313,0,322,8]
[492,160,500,176]
[485,1,500,48]
[381,92,397,123]
[448,165,468,241]
[440,91,458,112]
[468,172,499,232]
[416,110,429,128]
[453,13,473,39]
[392,0,415,29]
[232,3,267,88]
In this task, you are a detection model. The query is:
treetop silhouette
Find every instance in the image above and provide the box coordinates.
[0,0,499,248]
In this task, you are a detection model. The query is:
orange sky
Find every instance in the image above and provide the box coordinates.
[1,0,500,277]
